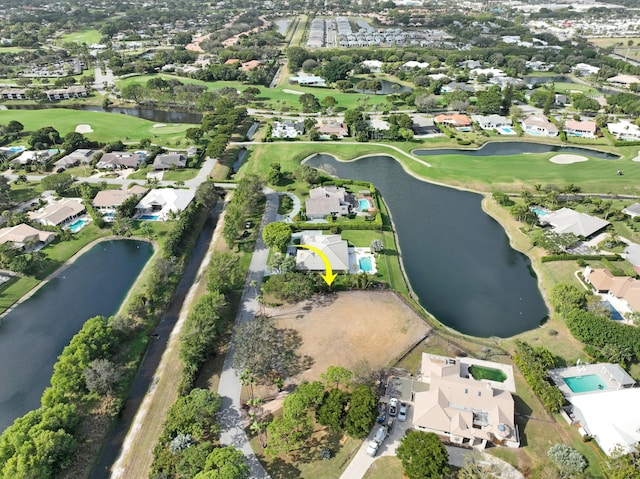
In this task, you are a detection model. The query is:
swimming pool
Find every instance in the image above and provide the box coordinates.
[497,127,515,135]
[68,219,86,233]
[564,374,607,393]
[140,214,160,221]
[358,199,371,211]
[531,207,549,217]
[601,301,624,321]
[359,256,373,272]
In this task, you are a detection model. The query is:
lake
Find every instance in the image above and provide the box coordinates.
[413,141,619,159]
[304,154,548,338]
[0,240,153,432]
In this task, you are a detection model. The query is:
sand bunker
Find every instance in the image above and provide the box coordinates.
[152,123,167,128]
[550,154,588,164]
[75,124,93,133]
[632,154,640,163]
[282,89,304,95]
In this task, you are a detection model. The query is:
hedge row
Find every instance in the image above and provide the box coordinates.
[513,341,565,413]
[541,254,622,263]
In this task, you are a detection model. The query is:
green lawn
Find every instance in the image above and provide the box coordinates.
[468,365,507,382]
[162,168,199,181]
[8,181,45,204]
[58,29,102,45]
[363,457,403,479]
[0,109,191,147]
[0,276,40,313]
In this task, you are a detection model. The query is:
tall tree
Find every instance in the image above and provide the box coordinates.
[397,430,449,479]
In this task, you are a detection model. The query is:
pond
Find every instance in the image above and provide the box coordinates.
[304,154,548,338]
[273,18,292,35]
[413,141,619,160]
[0,240,153,432]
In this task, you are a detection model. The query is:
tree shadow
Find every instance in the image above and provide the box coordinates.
[292,428,344,464]
[266,457,302,479]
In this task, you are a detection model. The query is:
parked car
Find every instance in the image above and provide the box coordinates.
[398,402,408,422]
[386,417,395,433]
[388,397,398,417]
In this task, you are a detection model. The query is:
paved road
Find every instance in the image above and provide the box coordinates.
[216,188,278,479]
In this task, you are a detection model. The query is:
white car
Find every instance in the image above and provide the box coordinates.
[398,402,408,422]
[388,397,399,417]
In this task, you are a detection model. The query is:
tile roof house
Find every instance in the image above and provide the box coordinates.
[152,153,187,170]
[0,223,55,249]
[28,198,85,227]
[96,151,145,169]
[92,185,148,211]
[412,354,519,449]
[11,150,55,166]
[135,188,195,221]
[564,120,597,138]
[521,114,558,137]
[295,234,350,272]
[271,121,305,139]
[540,207,609,238]
[305,186,357,220]
[606,74,640,88]
[441,82,475,93]
[608,120,640,141]
[434,114,472,128]
[585,267,640,312]
[54,148,99,169]
[316,121,349,139]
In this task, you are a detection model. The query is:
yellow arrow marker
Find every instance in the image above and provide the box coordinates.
[295,244,338,286]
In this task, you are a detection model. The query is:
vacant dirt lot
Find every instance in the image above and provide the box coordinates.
[266,291,430,383]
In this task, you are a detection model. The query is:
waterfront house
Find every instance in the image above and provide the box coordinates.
[606,74,640,88]
[573,63,600,76]
[295,234,350,272]
[521,114,558,137]
[92,185,148,212]
[316,121,349,139]
[607,119,640,141]
[470,114,512,131]
[305,186,357,219]
[289,74,326,87]
[362,60,383,72]
[434,114,472,129]
[412,354,519,450]
[540,207,609,238]
[44,86,87,101]
[585,267,640,312]
[0,223,55,249]
[135,188,195,220]
[564,120,597,138]
[29,198,85,227]
[0,89,27,100]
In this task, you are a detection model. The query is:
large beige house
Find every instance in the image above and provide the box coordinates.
[305,186,357,220]
[295,234,350,272]
[29,198,85,227]
[0,224,55,249]
[92,185,148,212]
[412,354,520,449]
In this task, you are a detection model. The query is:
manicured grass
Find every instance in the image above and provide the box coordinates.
[468,365,507,382]
[59,29,102,45]
[0,109,191,147]
[363,456,403,479]
[554,82,600,94]
[340,230,379,247]
[162,168,199,181]
[8,181,44,204]
[0,276,40,314]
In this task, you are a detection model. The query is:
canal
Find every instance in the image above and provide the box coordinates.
[414,141,619,159]
[305,153,549,338]
[0,240,152,432]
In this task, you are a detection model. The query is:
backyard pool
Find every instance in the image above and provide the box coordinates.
[358,199,371,211]
[531,207,550,217]
[68,219,86,233]
[359,256,374,272]
[601,301,624,321]
[140,214,160,221]
[564,374,608,393]
[497,126,515,135]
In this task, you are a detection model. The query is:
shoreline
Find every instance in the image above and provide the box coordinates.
[0,235,155,323]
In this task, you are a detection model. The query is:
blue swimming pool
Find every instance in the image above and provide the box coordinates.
[564,374,607,393]
[140,214,160,221]
[531,207,549,217]
[601,301,624,321]
[497,127,514,134]
[68,219,86,233]
[359,256,373,272]
[358,199,371,211]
